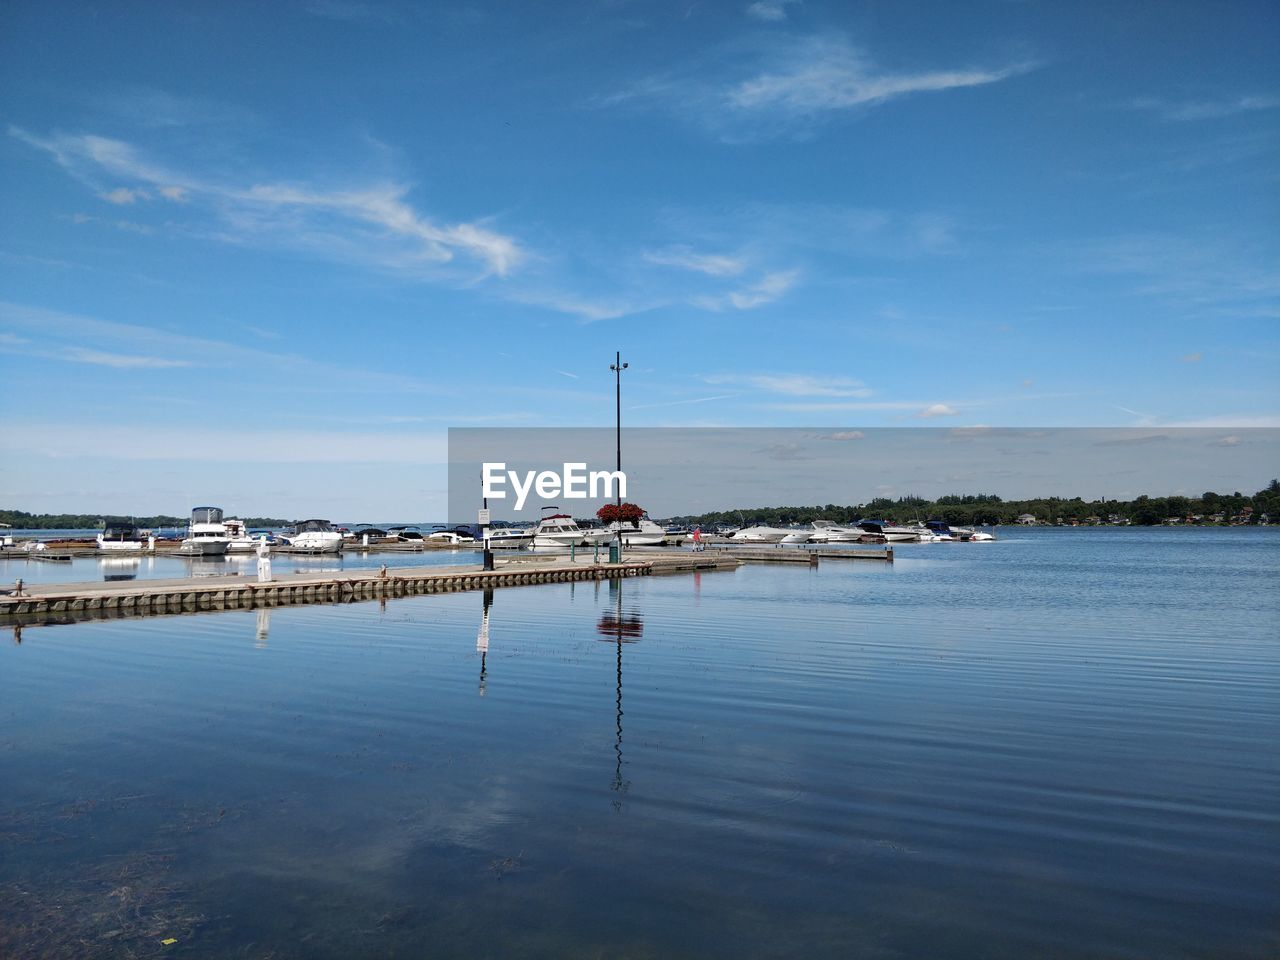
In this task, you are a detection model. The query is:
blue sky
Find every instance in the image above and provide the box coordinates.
[2,1,1277,518]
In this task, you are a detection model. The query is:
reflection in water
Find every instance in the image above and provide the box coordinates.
[100,557,140,582]
[255,609,270,648]
[187,557,228,578]
[477,589,493,696]
[598,578,643,809]
[12,624,21,645]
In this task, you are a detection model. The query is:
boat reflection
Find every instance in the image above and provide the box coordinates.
[186,556,228,578]
[597,578,642,809]
[100,556,140,582]
[255,609,270,648]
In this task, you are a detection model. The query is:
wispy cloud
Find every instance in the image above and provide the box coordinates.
[602,34,1034,139]
[628,393,739,411]
[915,403,959,419]
[692,269,798,310]
[11,127,524,279]
[727,39,1032,116]
[707,373,871,397]
[746,0,800,23]
[100,187,147,205]
[64,347,192,369]
[1130,95,1280,122]
[1181,351,1203,363]
[643,246,746,276]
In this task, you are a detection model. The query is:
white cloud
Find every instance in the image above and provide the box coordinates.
[708,373,871,397]
[915,403,959,418]
[11,127,524,279]
[746,0,799,23]
[817,430,865,441]
[1130,95,1280,122]
[727,37,1032,116]
[1181,351,1203,363]
[693,269,798,310]
[63,347,192,369]
[643,246,746,276]
[100,187,148,205]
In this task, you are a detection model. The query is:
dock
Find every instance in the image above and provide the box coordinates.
[0,553,742,626]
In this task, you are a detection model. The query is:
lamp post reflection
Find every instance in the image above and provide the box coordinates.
[477,588,493,696]
[255,608,270,648]
[597,578,642,810]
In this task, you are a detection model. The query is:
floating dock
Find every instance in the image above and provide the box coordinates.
[0,553,742,626]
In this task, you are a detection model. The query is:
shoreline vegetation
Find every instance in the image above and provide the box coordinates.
[671,480,1279,528]
[3,481,1276,531]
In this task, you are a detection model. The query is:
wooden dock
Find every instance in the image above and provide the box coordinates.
[0,553,741,626]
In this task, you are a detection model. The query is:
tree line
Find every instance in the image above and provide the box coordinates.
[666,480,1280,528]
[0,510,292,530]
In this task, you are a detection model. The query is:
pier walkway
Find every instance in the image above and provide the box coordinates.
[0,553,741,626]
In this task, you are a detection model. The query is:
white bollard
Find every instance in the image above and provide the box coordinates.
[256,535,272,583]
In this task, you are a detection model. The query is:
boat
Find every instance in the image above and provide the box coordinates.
[178,506,231,557]
[487,527,535,549]
[856,520,920,543]
[533,508,612,548]
[780,527,813,544]
[807,520,862,543]
[428,525,475,544]
[223,518,264,553]
[387,526,425,542]
[606,518,668,546]
[97,523,146,552]
[731,525,795,543]
[281,519,344,554]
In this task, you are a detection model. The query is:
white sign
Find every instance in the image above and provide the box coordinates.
[478,508,491,525]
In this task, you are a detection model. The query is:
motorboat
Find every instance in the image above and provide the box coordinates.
[97,523,146,552]
[807,520,862,543]
[907,524,944,542]
[428,525,475,544]
[731,525,794,543]
[856,520,920,543]
[487,527,535,549]
[179,506,231,556]
[224,518,263,553]
[387,526,425,542]
[533,508,612,548]
[606,518,668,546]
[281,519,344,553]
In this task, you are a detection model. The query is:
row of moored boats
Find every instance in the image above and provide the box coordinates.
[726,519,995,543]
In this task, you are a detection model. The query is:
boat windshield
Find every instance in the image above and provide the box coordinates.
[103,525,138,539]
[191,507,223,524]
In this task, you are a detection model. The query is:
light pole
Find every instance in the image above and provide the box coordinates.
[610,351,627,563]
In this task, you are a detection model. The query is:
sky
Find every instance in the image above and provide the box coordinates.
[1,1,1277,519]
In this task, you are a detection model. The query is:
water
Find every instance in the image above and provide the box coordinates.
[2,528,1277,958]
[1,547,485,586]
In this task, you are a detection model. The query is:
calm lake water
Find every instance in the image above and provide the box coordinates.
[2,528,1277,958]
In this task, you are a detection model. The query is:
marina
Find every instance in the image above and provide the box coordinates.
[2,526,1276,959]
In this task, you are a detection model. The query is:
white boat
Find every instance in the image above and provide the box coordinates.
[731,525,793,543]
[282,519,344,554]
[223,518,263,553]
[97,523,146,552]
[968,529,996,542]
[606,518,668,546]
[533,509,612,548]
[487,527,535,549]
[807,520,862,543]
[780,528,813,544]
[856,520,920,543]
[179,506,231,556]
[428,525,476,544]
